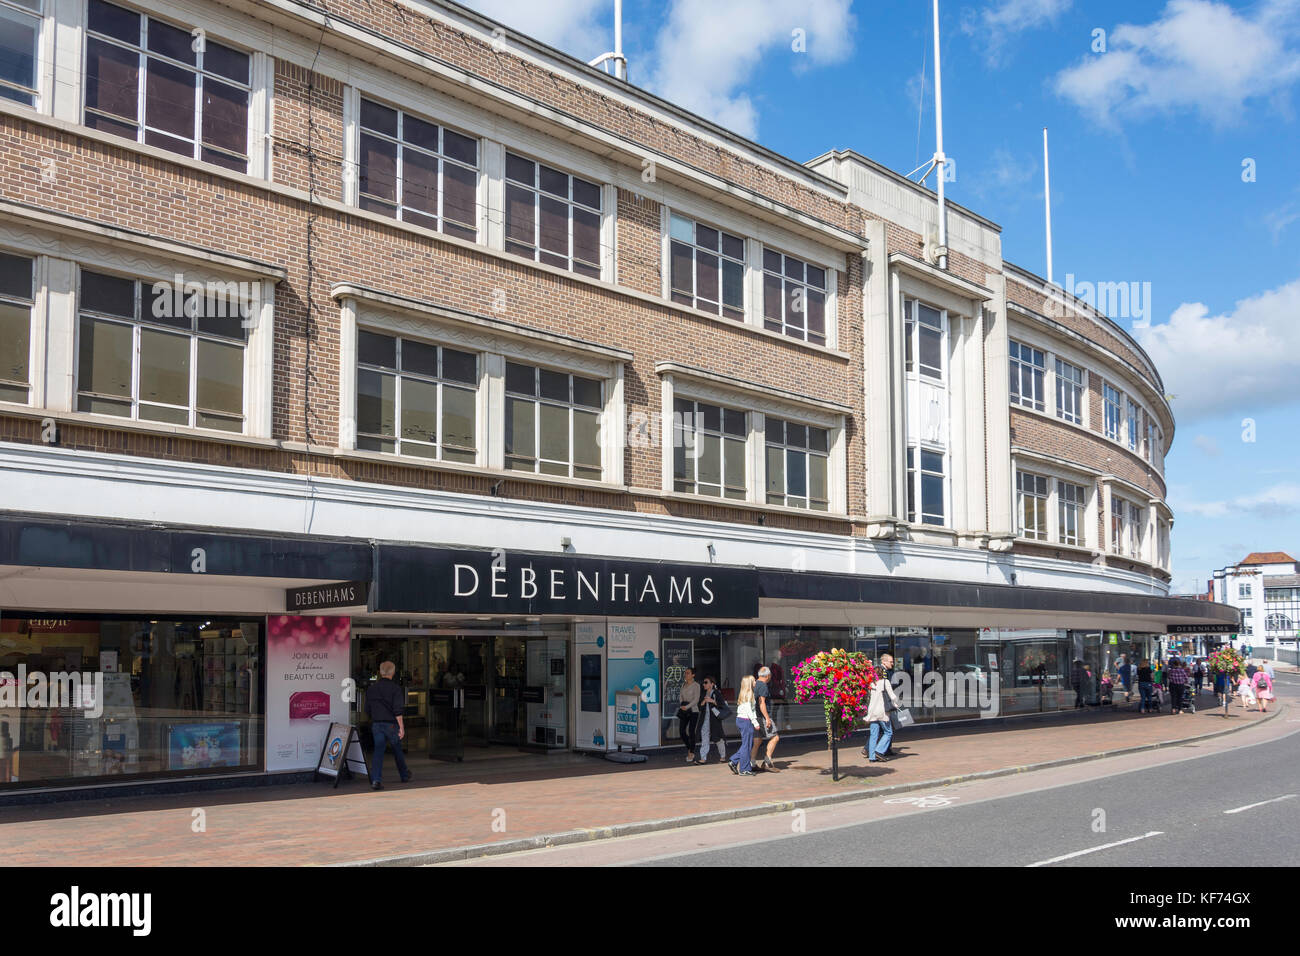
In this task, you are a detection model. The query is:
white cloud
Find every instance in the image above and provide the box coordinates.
[962,0,1073,67]
[1054,0,1300,125]
[1193,434,1221,457]
[458,0,609,60]
[1135,277,1300,423]
[1181,483,1300,519]
[645,0,856,139]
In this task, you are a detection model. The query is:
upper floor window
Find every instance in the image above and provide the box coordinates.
[906,446,946,526]
[359,98,478,241]
[1103,383,1122,442]
[1058,480,1085,546]
[1239,582,1252,599]
[1126,398,1139,451]
[0,0,41,106]
[762,249,826,346]
[1128,502,1144,558]
[355,330,478,462]
[673,398,746,500]
[84,0,250,171]
[1110,494,1127,555]
[904,299,945,381]
[1266,612,1293,632]
[76,269,246,431]
[1055,359,1084,425]
[1017,471,1049,541]
[0,250,33,403]
[1009,340,1045,411]
[505,152,600,277]
[669,214,744,320]
[504,361,602,480]
[1145,420,1156,463]
[765,417,828,510]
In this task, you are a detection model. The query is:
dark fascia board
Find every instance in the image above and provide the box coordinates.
[0,512,1239,626]
[0,512,372,581]
[758,568,1241,625]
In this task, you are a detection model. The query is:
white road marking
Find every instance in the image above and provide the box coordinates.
[883,793,960,808]
[1223,794,1296,815]
[1027,831,1164,867]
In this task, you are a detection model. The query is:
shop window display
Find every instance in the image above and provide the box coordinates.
[0,614,262,787]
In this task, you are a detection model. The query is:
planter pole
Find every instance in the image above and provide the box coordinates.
[831,716,840,781]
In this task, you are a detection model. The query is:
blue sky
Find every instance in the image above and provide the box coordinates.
[462,0,1300,592]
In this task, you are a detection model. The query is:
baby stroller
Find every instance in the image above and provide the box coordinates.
[1099,677,1114,706]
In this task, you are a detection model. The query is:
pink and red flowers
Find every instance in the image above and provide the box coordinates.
[791,648,879,746]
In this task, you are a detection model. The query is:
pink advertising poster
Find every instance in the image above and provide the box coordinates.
[266,615,352,771]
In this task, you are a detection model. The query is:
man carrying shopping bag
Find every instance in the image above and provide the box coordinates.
[861,653,905,763]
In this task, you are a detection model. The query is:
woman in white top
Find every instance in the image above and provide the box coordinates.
[862,655,900,763]
[728,676,761,776]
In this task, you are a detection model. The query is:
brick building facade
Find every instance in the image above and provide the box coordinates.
[0,0,1233,793]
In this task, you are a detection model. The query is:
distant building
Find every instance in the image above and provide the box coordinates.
[1212,553,1300,649]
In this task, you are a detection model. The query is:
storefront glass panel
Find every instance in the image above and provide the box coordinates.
[0,613,263,787]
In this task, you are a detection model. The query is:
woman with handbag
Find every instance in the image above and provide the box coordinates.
[861,653,900,763]
[1252,667,1275,713]
[728,676,761,776]
[677,668,700,763]
[696,676,729,764]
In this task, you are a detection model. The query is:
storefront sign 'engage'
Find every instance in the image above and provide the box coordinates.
[375,545,759,619]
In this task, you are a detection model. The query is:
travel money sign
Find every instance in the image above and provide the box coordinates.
[374,545,759,618]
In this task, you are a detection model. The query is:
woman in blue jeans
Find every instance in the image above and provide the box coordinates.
[1137,659,1154,713]
[729,676,760,776]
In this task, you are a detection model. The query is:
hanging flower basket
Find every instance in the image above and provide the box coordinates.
[792,648,879,747]
[1207,646,1245,679]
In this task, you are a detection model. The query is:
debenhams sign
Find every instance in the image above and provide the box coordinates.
[375,546,759,619]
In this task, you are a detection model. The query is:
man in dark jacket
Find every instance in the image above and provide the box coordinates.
[1070,659,1086,708]
[366,661,411,790]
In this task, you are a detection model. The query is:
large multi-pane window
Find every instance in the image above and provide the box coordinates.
[1058,480,1085,546]
[84,0,250,171]
[1009,340,1045,411]
[355,330,477,462]
[1128,502,1145,558]
[904,299,945,380]
[1103,383,1122,441]
[906,446,946,526]
[669,214,744,320]
[1110,494,1127,555]
[1017,471,1049,540]
[76,270,245,430]
[504,361,602,480]
[358,98,478,240]
[673,398,746,499]
[1145,420,1157,463]
[1055,359,1084,425]
[765,417,828,510]
[0,251,33,403]
[1126,398,1139,451]
[762,249,826,345]
[0,0,40,106]
[505,152,600,276]
[1239,582,1252,599]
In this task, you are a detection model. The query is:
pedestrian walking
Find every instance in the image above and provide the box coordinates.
[1137,659,1154,713]
[750,666,781,772]
[1236,672,1257,713]
[1071,658,1086,708]
[1193,658,1205,696]
[1251,668,1275,713]
[728,676,760,776]
[1118,654,1132,701]
[861,653,900,763]
[365,661,411,790]
[1167,656,1189,714]
[1213,668,1230,717]
[696,675,728,764]
[1263,659,1276,681]
[677,668,700,763]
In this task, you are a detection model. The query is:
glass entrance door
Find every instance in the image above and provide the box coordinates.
[428,636,490,759]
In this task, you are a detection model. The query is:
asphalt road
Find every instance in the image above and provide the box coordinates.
[636,678,1300,867]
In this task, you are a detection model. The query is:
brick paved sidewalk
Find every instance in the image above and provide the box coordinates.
[0,697,1278,866]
